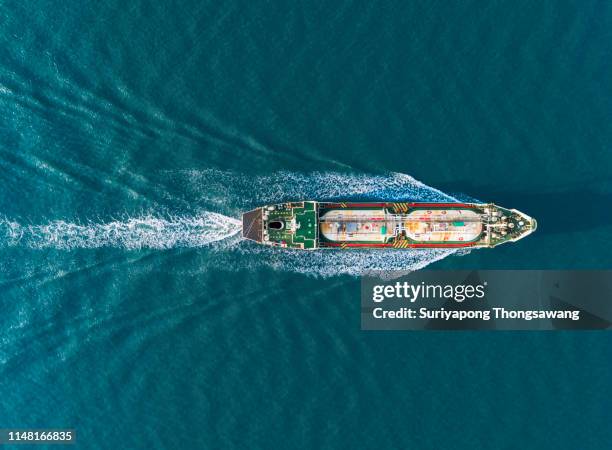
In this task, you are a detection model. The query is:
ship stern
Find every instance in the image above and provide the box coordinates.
[242,207,263,243]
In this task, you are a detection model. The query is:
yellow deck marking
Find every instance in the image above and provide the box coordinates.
[393,239,409,248]
[393,203,409,213]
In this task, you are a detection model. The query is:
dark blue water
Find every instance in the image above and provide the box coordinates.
[1,0,611,448]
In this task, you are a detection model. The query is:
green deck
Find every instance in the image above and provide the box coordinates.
[266,202,317,249]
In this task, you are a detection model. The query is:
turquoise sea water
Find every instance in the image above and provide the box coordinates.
[1,0,611,448]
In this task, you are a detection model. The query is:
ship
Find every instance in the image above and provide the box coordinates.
[242,201,536,250]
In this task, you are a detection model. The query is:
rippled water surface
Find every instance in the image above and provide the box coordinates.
[0,0,611,448]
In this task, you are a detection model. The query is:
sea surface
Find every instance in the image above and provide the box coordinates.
[0,0,611,448]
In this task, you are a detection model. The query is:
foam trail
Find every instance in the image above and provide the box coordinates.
[0,171,469,276]
[166,170,458,214]
[225,241,458,278]
[0,213,242,249]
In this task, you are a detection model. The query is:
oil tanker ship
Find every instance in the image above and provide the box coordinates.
[242,201,536,250]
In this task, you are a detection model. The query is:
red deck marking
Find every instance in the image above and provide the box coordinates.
[345,243,393,247]
[322,202,476,210]
[322,243,393,247]
[343,203,389,208]
[408,203,473,208]
[409,243,474,248]
[322,242,474,248]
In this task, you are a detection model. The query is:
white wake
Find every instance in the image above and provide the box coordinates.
[0,213,242,250]
[170,170,456,213]
[1,171,471,276]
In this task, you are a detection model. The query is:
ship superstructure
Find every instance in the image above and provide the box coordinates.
[242,201,536,250]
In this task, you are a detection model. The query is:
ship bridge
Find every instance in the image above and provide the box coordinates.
[242,202,318,249]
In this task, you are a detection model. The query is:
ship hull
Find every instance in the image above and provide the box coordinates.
[242,201,536,250]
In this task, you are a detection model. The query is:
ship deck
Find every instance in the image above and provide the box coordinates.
[242,201,535,250]
[318,203,485,247]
